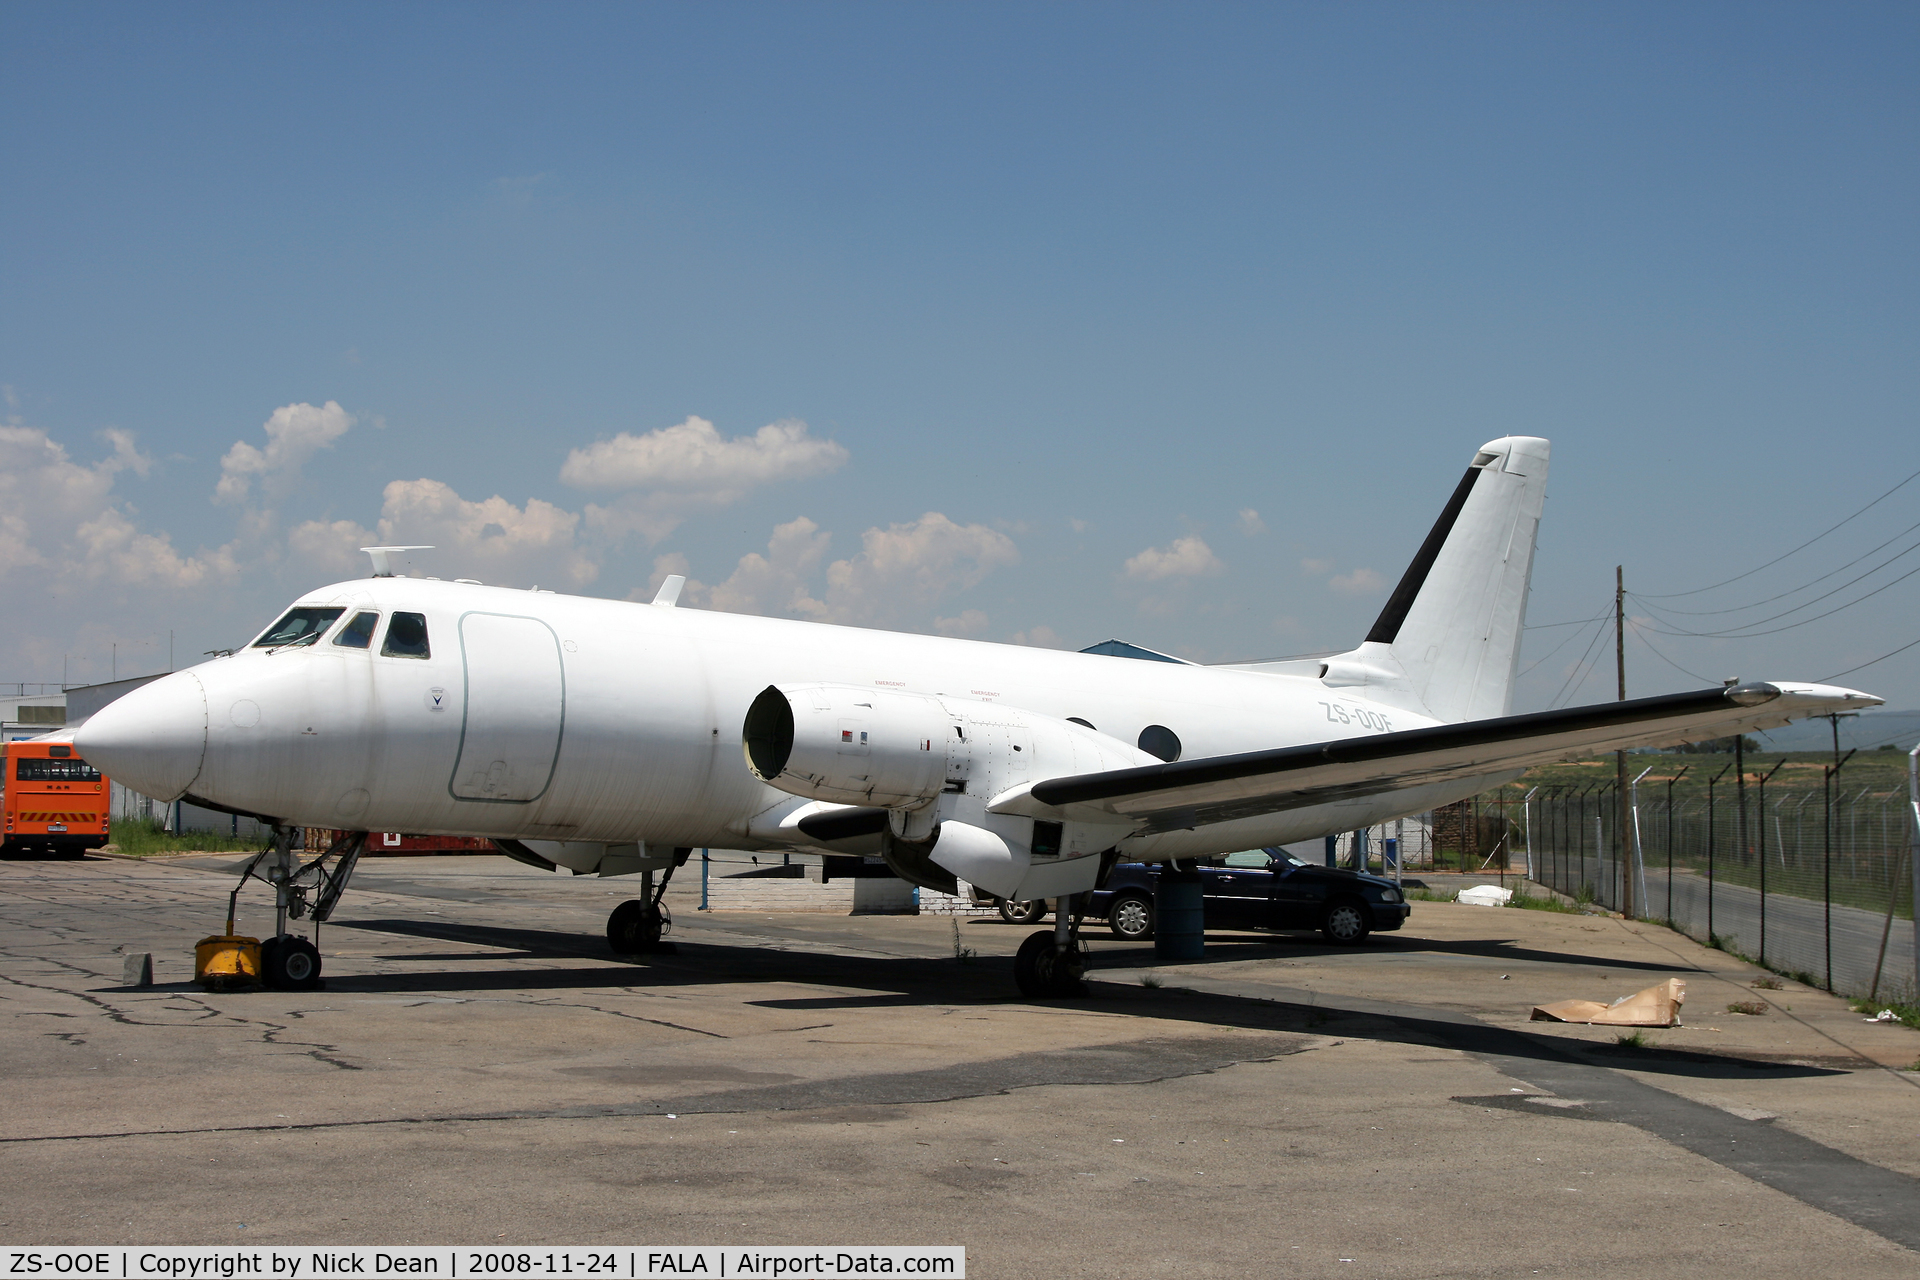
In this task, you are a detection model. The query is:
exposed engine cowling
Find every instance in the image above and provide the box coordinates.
[743,682,1155,811]
[744,684,951,807]
[744,683,1155,901]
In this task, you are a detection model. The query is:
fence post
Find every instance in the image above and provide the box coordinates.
[1706,763,1730,945]
[1629,767,1652,921]
[1910,743,1919,1003]
[1821,751,1853,993]
[1523,786,1538,881]
[1665,767,1688,926]
[1756,760,1784,967]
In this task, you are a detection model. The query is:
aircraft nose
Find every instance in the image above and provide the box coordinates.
[73,670,209,801]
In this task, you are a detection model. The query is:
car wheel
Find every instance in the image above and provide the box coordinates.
[262,935,322,990]
[998,897,1048,924]
[1107,892,1155,941]
[1321,899,1370,945]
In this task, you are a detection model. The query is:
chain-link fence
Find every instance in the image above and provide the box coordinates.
[1526,780,1919,1000]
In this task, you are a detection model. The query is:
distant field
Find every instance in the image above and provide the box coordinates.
[1486,746,1915,804]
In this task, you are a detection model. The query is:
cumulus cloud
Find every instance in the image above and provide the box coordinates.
[820,513,1019,627]
[571,416,849,545]
[1300,557,1332,575]
[0,423,226,590]
[694,517,833,617]
[1011,625,1067,648]
[369,479,598,587]
[562,416,846,496]
[1236,508,1266,536]
[1124,535,1223,581]
[681,512,1017,630]
[934,609,991,637]
[1329,567,1386,596]
[215,401,355,504]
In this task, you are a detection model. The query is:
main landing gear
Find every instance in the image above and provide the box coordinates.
[1014,892,1090,999]
[608,858,683,956]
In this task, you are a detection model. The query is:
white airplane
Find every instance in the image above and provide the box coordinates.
[74,436,1879,994]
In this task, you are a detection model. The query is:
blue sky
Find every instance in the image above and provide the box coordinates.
[3,2,1915,712]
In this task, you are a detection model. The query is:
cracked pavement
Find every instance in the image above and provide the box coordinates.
[2,851,1917,1277]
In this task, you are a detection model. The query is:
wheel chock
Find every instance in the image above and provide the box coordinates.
[122,953,153,988]
[194,935,262,991]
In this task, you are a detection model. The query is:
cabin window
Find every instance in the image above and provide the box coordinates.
[333,611,380,649]
[382,612,431,659]
[17,757,102,782]
[252,607,346,648]
[1138,724,1182,762]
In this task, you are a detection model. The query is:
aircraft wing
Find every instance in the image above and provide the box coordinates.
[1018,682,1879,834]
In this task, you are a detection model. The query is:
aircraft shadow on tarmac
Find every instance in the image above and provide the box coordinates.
[324,916,1847,1083]
[956,916,1694,975]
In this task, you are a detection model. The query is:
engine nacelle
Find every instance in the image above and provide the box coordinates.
[744,684,952,807]
[743,682,1156,812]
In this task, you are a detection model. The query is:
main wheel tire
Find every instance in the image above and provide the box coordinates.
[262,935,322,990]
[607,899,663,954]
[1107,892,1155,941]
[1320,899,1371,946]
[997,897,1048,924]
[1013,930,1088,998]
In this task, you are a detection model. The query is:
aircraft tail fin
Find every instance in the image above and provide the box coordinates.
[1328,437,1550,723]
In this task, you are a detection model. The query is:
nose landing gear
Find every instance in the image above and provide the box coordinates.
[196,826,365,992]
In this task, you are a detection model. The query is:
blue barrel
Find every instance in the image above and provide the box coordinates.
[1154,870,1205,962]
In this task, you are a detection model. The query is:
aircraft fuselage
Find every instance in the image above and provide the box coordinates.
[87,577,1487,863]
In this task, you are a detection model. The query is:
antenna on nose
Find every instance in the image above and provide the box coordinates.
[361,546,434,578]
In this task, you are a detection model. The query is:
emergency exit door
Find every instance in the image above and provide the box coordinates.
[449,613,566,803]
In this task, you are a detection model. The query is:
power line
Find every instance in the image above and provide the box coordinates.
[1643,518,1920,616]
[1637,463,1920,599]
[1817,635,1920,683]
[1631,628,1718,684]
[1518,600,1614,678]
[1550,611,1614,708]
[1632,559,1920,640]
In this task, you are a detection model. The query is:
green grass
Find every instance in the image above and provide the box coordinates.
[1508,882,1579,913]
[105,820,263,857]
[1614,1030,1650,1049]
[1850,998,1920,1030]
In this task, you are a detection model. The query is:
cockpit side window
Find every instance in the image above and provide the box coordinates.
[333,611,380,649]
[381,612,431,659]
[252,607,346,648]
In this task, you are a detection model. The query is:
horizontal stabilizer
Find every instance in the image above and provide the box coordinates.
[1027,682,1879,834]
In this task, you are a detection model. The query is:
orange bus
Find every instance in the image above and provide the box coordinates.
[1,741,111,858]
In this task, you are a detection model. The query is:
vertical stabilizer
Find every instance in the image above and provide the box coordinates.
[1353,437,1549,723]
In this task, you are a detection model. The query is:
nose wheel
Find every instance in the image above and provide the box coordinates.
[260,934,323,990]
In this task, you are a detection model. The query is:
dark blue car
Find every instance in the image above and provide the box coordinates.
[1089,848,1411,945]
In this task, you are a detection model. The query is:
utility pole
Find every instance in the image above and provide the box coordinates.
[1616,565,1632,917]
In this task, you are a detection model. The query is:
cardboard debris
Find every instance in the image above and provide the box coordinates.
[1531,978,1686,1027]
[1457,885,1513,907]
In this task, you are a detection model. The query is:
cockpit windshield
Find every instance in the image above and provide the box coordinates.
[333,611,379,649]
[252,607,346,649]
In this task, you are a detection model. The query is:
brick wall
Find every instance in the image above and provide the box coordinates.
[701,864,917,914]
